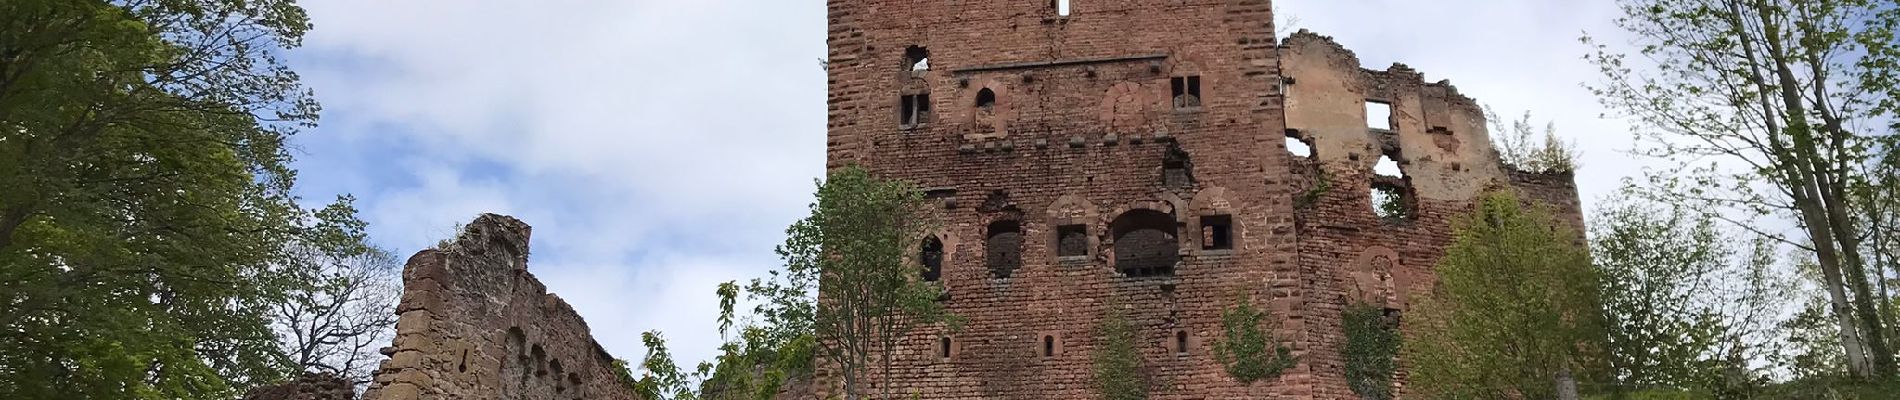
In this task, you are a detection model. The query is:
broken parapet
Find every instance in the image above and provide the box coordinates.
[361,214,637,400]
[244,373,355,400]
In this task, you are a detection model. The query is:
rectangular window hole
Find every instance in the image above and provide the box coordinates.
[1200,215,1232,250]
[1056,224,1088,257]
[1365,100,1392,130]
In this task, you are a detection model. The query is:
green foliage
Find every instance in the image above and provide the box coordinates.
[1587,0,1900,378]
[774,165,957,399]
[1296,169,1334,210]
[1592,197,1782,396]
[1212,298,1295,384]
[635,331,699,400]
[1372,187,1410,221]
[1486,107,1578,174]
[0,0,336,396]
[1408,191,1607,399]
[1342,303,1400,400]
[1093,309,1147,400]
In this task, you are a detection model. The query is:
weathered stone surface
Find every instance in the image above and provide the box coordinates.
[244,373,354,400]
[360,214,638,400]
[821,1,1581,399]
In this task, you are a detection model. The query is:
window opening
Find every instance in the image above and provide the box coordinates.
[1055,0,1071,16]
[1366,101,1393,130]
[1201,215,1233,250]
[1043,335,1056,357]
[1176,331,1189,354]
[1285,129,1314,158]
[1111,209,1179,277]
[976,88,996,109]
[904,45,930,71]
[1057,224,1088,257]
[920,236,944,282]
[900,93,931,128]
[940,337,953,358]
[1371,153,1413,220]
[986,220,1023,278]
[1171,76,1202,109]
[1163,143,1194,189]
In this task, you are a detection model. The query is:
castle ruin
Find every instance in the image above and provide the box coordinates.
[819,0,1581,398]
[253,1,1582,399]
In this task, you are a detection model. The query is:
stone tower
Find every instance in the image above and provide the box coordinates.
[822,0,1581,399]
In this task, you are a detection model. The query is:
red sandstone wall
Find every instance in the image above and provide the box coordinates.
[361,214,637,400]
[822,1,1583,399]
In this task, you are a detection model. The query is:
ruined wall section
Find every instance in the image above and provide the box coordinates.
[1279,30,1540,399]
[361,214,637,400]
[826,0,1306,399]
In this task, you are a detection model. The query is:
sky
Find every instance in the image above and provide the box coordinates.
[284,0,1653,370]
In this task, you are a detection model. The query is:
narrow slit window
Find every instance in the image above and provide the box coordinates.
[919,237,943,281]
[1043,335,1055,357]
[1171,76,1202,109]
[1055,0,1071,16]
[1201,215,1232,250]
[1366,101,1393,130]
[900,93,931,127]
[940,337,953,358]
[1176,331,1189,354]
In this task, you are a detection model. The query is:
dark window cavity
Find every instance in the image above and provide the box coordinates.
[920,236,944,282]
[976,88,997,109]
[1176,331,1189,354]
[1163,143,1193,189]
[986,220,1023,278]
[940,337,953,358]
[1056,224,1089,257]
[1043,335,1056,357]
[1172,75,1202,109]
[900,93,931,127]
[1201,215,1233,250]
[905,45,930,71]
[1111,209,1179,277]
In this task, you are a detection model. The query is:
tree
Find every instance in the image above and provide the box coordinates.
[1485,107,1579,174]
[272,198,401,388]
[634,331,699,400]
[1341,302,1400,400]
[1592,196,1787,396]
[1093,308,1147,400]
[1586,0,1900,378]
[1407,191,1605,400]
[0,0,330,396]
[780,166,955,400]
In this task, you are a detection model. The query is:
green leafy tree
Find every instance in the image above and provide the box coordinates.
[634,331,699,400]
[1211,298,1295,384]
[1408,191,1606,400]
[1485,107,1578,174]
[781,166,955,400]
[0,0,327,396]
[1586,0,1900,378]
[1592,196,1788,396]
[1093,308,1147,400]
[1342,302,1400,400]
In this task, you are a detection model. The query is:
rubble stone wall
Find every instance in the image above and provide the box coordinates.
[360,214,637,400]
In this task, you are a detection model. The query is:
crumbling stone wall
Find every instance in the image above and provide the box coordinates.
[822,1,1583,399]
[360,214,637,400]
